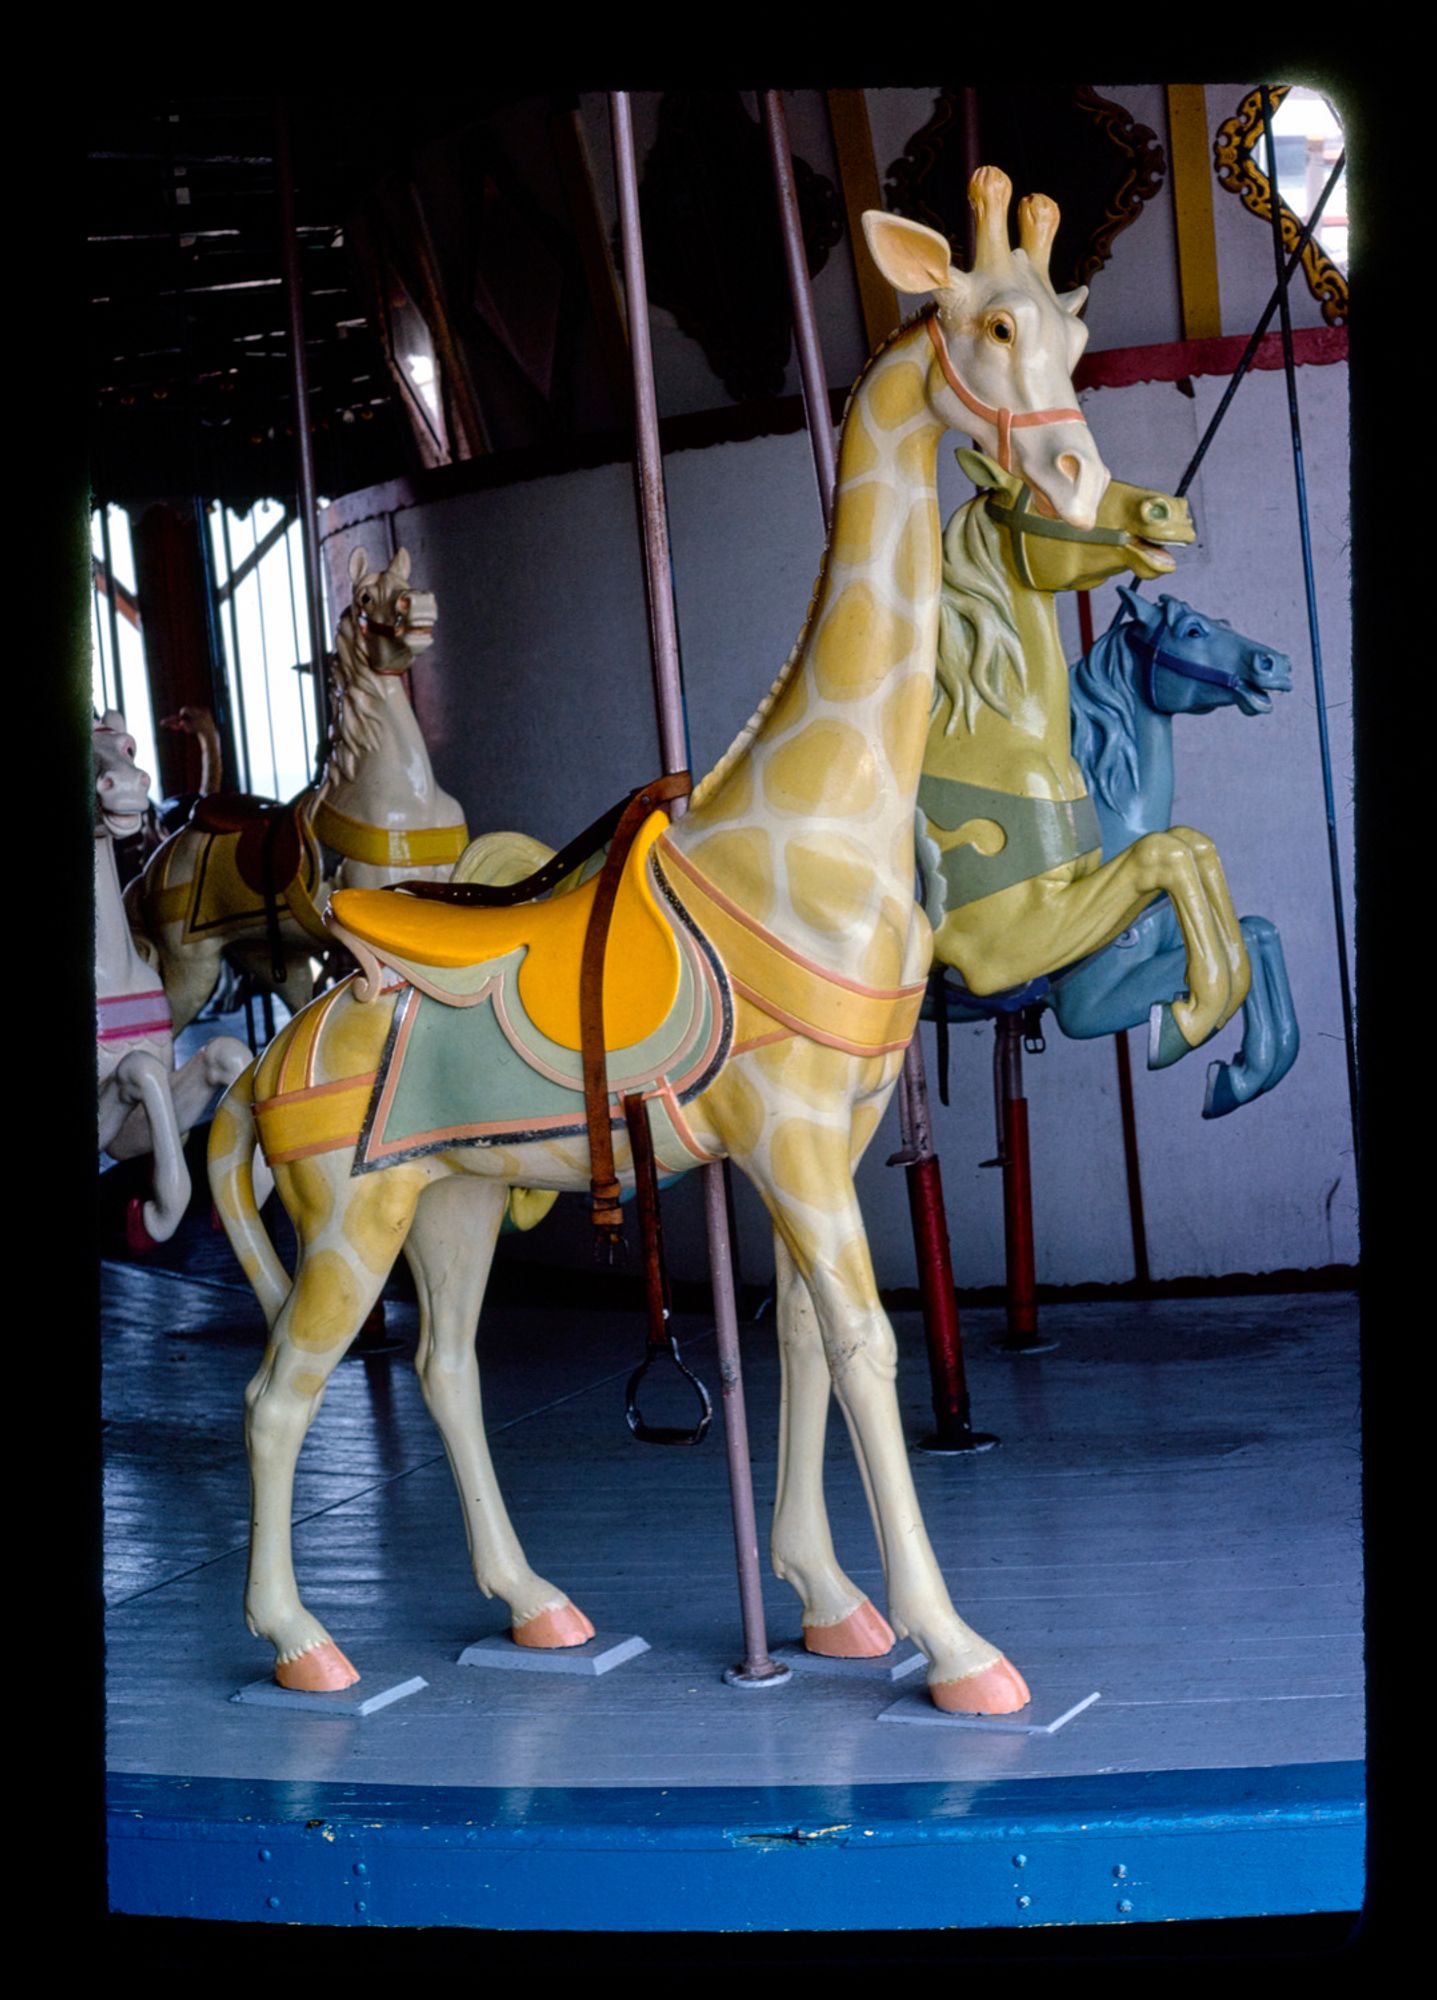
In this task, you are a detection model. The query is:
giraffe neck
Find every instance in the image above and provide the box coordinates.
[672,320,945,988]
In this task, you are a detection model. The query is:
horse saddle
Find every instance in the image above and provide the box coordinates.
[191,792,309,901]
[329,810,680,1055]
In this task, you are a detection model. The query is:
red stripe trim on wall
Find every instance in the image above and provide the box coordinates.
[1076,325,1347,393]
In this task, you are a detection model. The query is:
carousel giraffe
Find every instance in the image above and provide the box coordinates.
[211,170,1107,1713]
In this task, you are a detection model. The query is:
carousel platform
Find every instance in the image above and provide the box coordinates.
[102,1209,1364,1934]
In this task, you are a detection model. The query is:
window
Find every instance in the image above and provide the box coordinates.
[206,498,325,804]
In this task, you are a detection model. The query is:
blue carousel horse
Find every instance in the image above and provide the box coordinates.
[929,586,1298,1118]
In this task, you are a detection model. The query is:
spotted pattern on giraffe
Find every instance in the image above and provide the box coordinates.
[763,721,880,817]
[690,829,775,924]
[292,1369,327,1400]
[784,834,877,936]
[289,1250,362,1352]
[813,584,917,702]
[343,1165,428,1272]
[699,1064,766,1155]
[895,504,940,601]
[770,1117,854,1210]
[830,482,896,569]
[869,360,928,426]
[882,674,933,790]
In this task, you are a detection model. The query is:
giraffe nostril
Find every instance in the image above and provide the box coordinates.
[1057,452,1081,484]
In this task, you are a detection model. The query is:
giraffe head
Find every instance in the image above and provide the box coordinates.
[863,168,1108,528]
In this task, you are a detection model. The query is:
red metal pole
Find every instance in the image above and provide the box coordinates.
[992,1014,1055,1356]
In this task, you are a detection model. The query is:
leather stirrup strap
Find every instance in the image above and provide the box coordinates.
[579,773,692,1237]
[621,1091,713,1445]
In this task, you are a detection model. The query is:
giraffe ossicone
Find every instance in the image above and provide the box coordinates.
[215,170,1110,1715]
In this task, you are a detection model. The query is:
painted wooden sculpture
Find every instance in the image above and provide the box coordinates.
[95,715,255,1247]
[127,549,466,1028]
[918,453,1253,1067]
[210,171,1108,1713]
[932,581,1298,1115]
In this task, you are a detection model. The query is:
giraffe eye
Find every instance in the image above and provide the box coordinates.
[989,315,1015,344]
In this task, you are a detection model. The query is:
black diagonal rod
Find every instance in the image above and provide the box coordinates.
[1177,144,1345,499]
[1259,86,1359,1175]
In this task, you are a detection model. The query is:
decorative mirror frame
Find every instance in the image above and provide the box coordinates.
[1214,86,1348,326]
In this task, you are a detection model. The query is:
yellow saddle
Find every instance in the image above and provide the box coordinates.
[328,811,681,1055]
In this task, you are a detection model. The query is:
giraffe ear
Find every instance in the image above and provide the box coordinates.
[862,210,958,297]
[349,547,369,586]
[1057,285,1089,318]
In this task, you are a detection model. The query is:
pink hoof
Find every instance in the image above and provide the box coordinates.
[929,1656,1031,1715]
[126,1198,157,1255]
[804,1599,897,1659]
[513,1604,597,1650]
[275,1641,360,1692]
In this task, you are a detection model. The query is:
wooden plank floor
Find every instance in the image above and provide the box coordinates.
[103,1245,1363,1796]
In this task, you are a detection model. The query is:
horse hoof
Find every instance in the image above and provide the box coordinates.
[275,1641,360,1692]
[929,1656,1031,1714]
[1202,1061,1242,1120]
[1147,1001,1194,1070]
[804,1600,897,1658]
[125,1198,157,1255]
[513,1604,596,1649]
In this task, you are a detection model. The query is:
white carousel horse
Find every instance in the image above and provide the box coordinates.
[126,549,467,1029]
[211,173,1108,1713]
[94,715,259,1248]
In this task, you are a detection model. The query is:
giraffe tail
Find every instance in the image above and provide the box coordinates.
[208,1063,290,1329]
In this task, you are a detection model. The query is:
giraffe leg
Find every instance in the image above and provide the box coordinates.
[772,1233,894,1655]
[752,1145,1028,1714]
[404,1175,594,1646]
[243,1159,427,1687]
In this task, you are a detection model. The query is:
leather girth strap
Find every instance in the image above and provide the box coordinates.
[392,772,693,1238]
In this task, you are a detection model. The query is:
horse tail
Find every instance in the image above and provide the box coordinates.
[208,1064,291,1328]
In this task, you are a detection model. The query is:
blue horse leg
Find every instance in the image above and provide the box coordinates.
[1050,905,1188,1042]
[1202,916,1300,1118]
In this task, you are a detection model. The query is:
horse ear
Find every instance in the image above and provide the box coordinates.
[955,447,1009,492]
[387,546,411,583]
[1117,583,1153,624]
[862,210,958,297]
[349,548,369,586]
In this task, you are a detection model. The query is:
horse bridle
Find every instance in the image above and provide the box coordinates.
[982,478,1129,588]
[356,594,430,671]
[925,307,1085,476]
[1124,617,1251,709]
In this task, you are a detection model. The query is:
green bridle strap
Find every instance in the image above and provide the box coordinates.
[985,487,1129,588]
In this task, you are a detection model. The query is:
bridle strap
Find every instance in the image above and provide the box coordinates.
[1124,619,1248,708]
[925,310,1084,474]
[985,485,1128,588]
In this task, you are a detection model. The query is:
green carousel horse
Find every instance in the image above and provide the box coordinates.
[918,452,1251,1063]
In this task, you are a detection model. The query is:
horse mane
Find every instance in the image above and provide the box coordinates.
[1069,611,1142,816]
[933,497,1025,731]
[325,607,386,782]
[690,310,932,814]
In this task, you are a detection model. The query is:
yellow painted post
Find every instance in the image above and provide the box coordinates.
[1166,84,1223,340]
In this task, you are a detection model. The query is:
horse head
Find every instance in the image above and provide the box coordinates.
[1116,586,1293,716]
[94,710,152,838]
[863,168,1108,528]
[955,453,1195,592]
[345,546,437,675]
